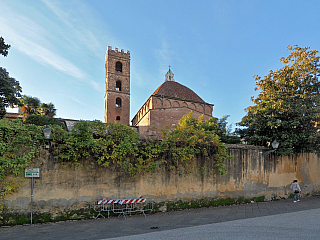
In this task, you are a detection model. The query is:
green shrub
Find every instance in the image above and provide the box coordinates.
[24,115,67,130]
[55,119,231,176]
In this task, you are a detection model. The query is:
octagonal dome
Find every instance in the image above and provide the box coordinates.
[152,81,205,103]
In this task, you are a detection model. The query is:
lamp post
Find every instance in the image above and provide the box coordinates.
[262,139,279,156]
[271,139,279,150]
[43,126,53,151]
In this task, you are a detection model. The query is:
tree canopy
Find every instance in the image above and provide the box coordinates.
[176,112,240,144]
[0,37,22,119]
[40,102,56,117]
[237,45,320,155]
[0,37,10,57]
[20,95,41,117]
[20,95,56,119]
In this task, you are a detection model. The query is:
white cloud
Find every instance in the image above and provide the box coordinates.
[154,29,172,78]
[63,95,91,108]
[0,18,86,78]
[156,40,170,72]
[41,0,103,57]
[0,3,101,91]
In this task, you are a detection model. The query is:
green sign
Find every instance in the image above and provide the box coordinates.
[25,168,40,178]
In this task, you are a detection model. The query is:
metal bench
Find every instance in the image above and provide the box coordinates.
[94,198,153,219]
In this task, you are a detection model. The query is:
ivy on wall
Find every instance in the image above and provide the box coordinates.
[54,113,230,176]
[0,113,231,218]
[0,119,43,182]
[0,119,45,218]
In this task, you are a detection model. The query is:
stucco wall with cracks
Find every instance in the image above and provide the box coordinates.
[4,147,320,215]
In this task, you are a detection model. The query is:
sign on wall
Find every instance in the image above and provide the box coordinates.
[25,168,40,178]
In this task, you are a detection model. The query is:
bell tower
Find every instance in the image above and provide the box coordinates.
[104,46,130,125]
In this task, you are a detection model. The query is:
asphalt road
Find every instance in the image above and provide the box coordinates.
[1,196,319,240]
[108,208,320,240]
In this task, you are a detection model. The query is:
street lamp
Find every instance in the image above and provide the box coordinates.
[271,139,279,149]
[43,126,52,151]
[262,139,279,156]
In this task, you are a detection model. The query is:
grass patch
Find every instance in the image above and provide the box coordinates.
[165,196,265,211]
[253,196,265,202]
[0,212,53,226]
[288,194,295,199]
[0,208,94,226]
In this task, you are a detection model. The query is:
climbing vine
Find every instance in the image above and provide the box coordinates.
[0,119,47,218]
[0,113,231,218]
[54,113,230,176]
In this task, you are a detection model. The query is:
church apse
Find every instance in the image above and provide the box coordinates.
[131,68,214,137]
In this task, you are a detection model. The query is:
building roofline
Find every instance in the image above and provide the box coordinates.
[152,94,214,106]
[131,94,214,123]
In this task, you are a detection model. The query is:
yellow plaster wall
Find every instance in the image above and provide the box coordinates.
[4,148,320,213]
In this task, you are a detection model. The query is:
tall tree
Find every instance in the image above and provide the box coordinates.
[237,45,320,155]
[0,37,22,119]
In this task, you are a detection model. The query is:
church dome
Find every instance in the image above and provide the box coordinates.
[152,81,205,103]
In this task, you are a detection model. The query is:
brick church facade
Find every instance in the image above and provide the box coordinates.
[104,47,213,136]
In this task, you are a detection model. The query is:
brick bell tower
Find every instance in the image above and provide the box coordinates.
[104,46,130,125]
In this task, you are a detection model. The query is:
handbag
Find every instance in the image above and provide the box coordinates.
[294,190,300,193]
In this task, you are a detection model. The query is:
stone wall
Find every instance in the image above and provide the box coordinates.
[4,147,320,215]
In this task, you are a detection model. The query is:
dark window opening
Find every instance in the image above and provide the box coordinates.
[115,61,122,72]
[116,81,122,91]
[116,116,120,120]
[116,98,122,107]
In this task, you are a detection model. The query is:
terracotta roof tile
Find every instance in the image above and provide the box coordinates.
[152,81,205,102]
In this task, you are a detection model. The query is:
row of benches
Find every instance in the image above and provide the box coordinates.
[94,198,153,219]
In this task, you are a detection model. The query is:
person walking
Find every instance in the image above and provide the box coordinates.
[290,180,301,202]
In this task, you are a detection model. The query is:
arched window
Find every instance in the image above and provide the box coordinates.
[116,98,122,107]
[116,116,120,120]
[115,61,122,72]
[116,81,122,91]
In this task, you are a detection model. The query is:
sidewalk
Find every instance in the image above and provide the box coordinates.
[1,196,319,240]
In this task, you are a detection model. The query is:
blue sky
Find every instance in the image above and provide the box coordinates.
[1,0,320,128]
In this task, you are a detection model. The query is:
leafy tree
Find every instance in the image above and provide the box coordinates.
[0,37,22,119]
[204,115,240,144]
[170,112,231,174]
[237,45,320,155]
[178,112,240,144]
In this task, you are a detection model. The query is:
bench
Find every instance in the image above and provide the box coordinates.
[94,198,153,219]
